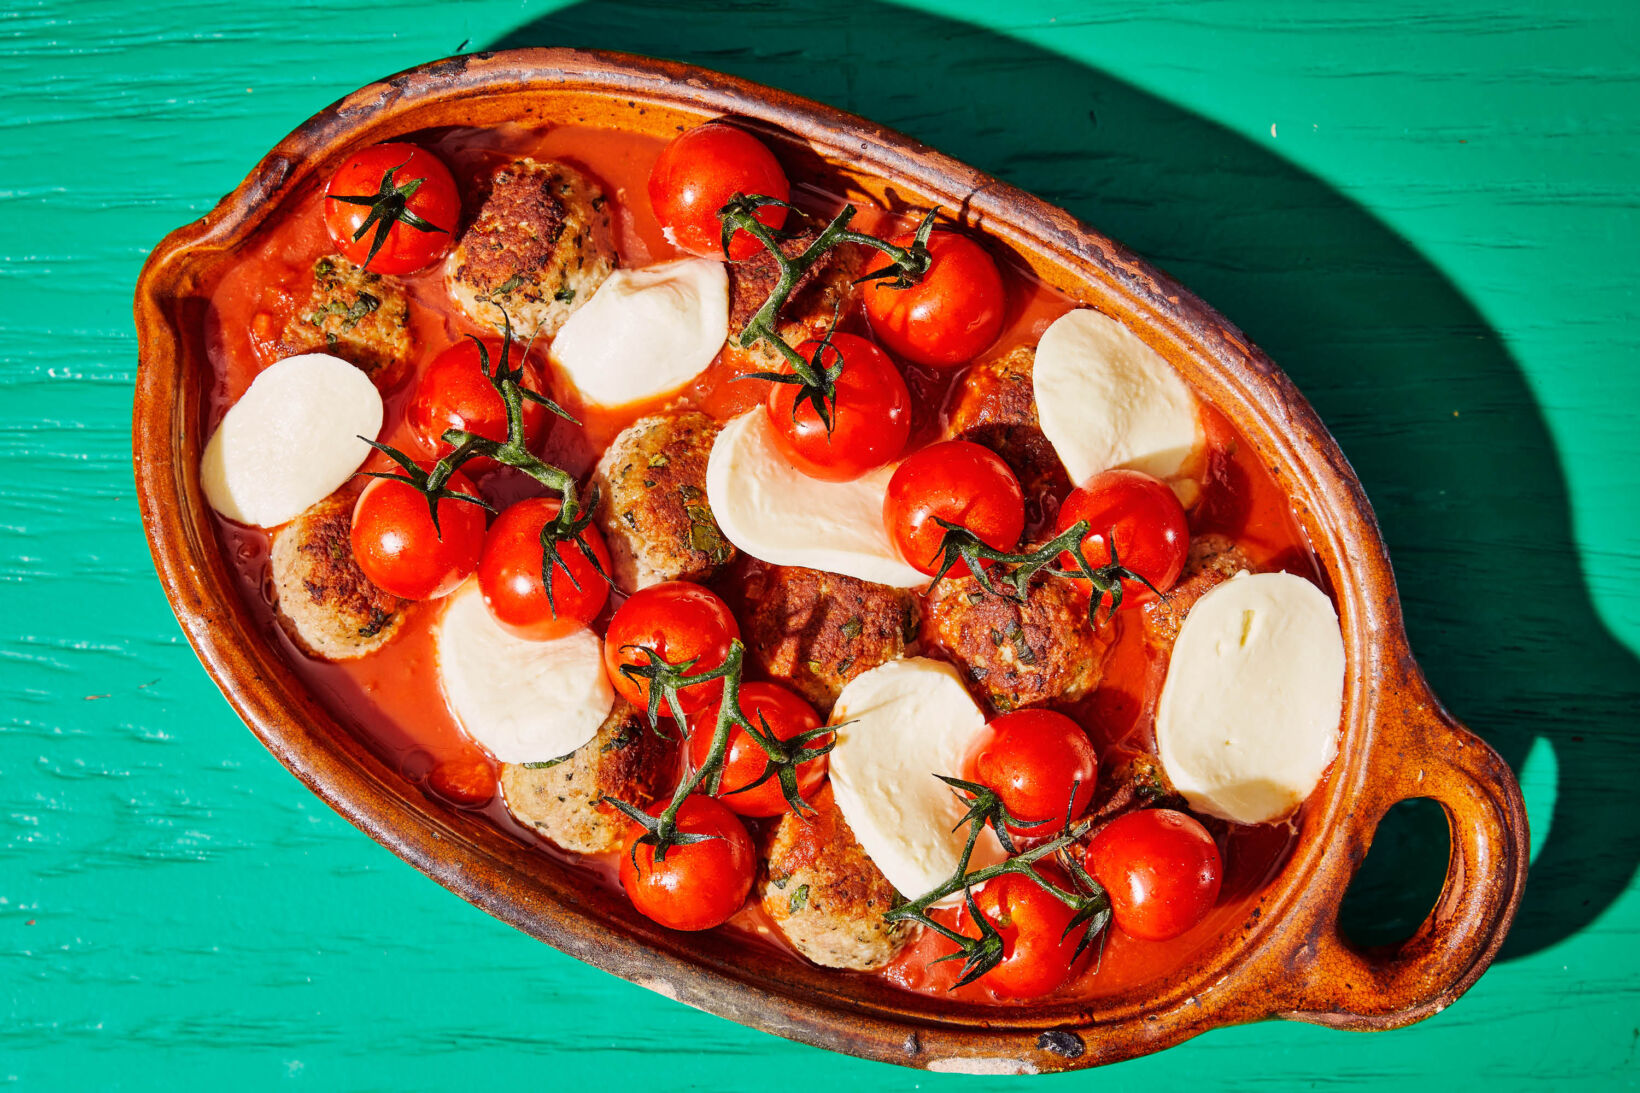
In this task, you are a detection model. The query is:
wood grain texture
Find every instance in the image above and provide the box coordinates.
[3,0,1637,1089]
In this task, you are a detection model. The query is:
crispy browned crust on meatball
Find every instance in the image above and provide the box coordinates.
[279,255,413,387]
[740,564,918,711]
[1086,754,1180,829]
[1141,534,1253,650]
[446,159,616,338]
[942,344,1070,499]
[269,490,406,661]
[759,786,918,970]
[725,230,865,370]
[499,700,679,855]
[592,412,735,592]
[925,576,1111,712]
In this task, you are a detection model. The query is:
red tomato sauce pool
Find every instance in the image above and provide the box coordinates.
[202,122,1316,1005]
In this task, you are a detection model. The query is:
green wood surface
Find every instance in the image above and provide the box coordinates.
[4,0,1638,1087]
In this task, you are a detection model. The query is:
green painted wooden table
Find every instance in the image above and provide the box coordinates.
[5,0,1637,1087]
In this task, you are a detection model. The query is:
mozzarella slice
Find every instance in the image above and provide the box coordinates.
[1155,571,1345,825]
[1033,307,1204,486]
[829,658,1004,902]
[200,353,382,527]
[705,410,925,588]
[436,582,614,764]
[549,257,728,408]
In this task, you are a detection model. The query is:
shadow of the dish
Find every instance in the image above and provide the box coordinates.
[489,1,1639,962]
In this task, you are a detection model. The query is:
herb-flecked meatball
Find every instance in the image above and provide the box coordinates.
[739,564,918,711]
[279,255,413,388]
[1141,534,1253,650]
[725,229,864,371]
[269,489,406,661]
[759,786,918,971]
[445,159,616,338]
[924,576,1111,712]
[592,412,735,592]
[498,700,678,855]
[942,344,1069,503]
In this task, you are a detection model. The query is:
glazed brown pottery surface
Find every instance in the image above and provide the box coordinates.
[132,49,1528,1074]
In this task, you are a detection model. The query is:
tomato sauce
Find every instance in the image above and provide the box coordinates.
[202,123,1317,1005]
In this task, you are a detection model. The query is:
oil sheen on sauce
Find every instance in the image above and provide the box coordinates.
[204,123,1313,1005]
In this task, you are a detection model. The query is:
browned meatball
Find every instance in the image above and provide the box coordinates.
[592,412,734,592]
[759,786,917,970]
[924,576,1111,712]
[942,344,1070,502]
[498,700,678,854]
[446,159,616,338]
[739,564,918,711]
[724,229,863,371]
[269,489,406,661]
[280,255,412,388]
[1142,534,1253,650]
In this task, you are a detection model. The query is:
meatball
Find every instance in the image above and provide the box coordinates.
[759,786,918,970]
[446,159,616,338]
[591,412,735,592]
[498,700,678,854]
[279,255,413,387]
[739,564,918,711]
[942,344,1070,501]
[269,490,405,660]
[925,576,1111,712]
[725,229,863,371]
[1142,534,1253,650]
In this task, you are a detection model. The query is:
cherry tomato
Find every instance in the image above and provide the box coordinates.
[477,497,612,642]
[884,440,1024,577]
[1083,809,1223,942]
[619,794,755,931]
[428,754,497,808]
[764,333,911,482]
[966,709,1098,840]
[323,142,459,274]
[862,230,1005,367]
[648,122,789,261]
[350,466,486,601]
[1054,468,1189,608]
[955,867,1089,998]
[604,582,741,716]
[688,682,828,817]
[408,338,552,474]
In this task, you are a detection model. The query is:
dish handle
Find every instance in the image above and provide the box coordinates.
[1277,653,1529,1029]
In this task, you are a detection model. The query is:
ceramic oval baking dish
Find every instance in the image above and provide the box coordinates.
[132,48,1528,1074]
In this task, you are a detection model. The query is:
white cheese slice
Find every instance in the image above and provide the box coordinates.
[1033,307,1204,486]
[548,257,728,408]
[435,581,615,764]
[829,658,1004,903]
[200,353,382,528]
[1155,571,1345,825]
[705,410,926,588]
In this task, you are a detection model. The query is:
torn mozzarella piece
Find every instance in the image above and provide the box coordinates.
[200,353,382,527]
[829,658,1004,903]
[705,410,925,588]
[549,257,728,408]
[436,581,614,764]
[1033,307,1204,488]
[1155,571,1345,825]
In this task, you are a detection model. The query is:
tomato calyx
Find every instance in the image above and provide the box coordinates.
[327,158,451,269]
[855,207,939,290]
[356,440,495,531]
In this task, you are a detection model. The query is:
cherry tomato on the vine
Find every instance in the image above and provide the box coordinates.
[648,123,789,261]
[884,440,1024,577]
[954,867,1090,999]
[603,582,741,715]
[966,709,1098,840]
[1083,809,1223,942]
[619,794,755,931]
[688,682,828,817]
[350,465,486,601]
[408,338,552,474]
[323,142,459,274]
[862,230,1005,367]
[765,333,911,482]
[1054,468,1189,609]
[477,497,612,642]
[427,754,497,808]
